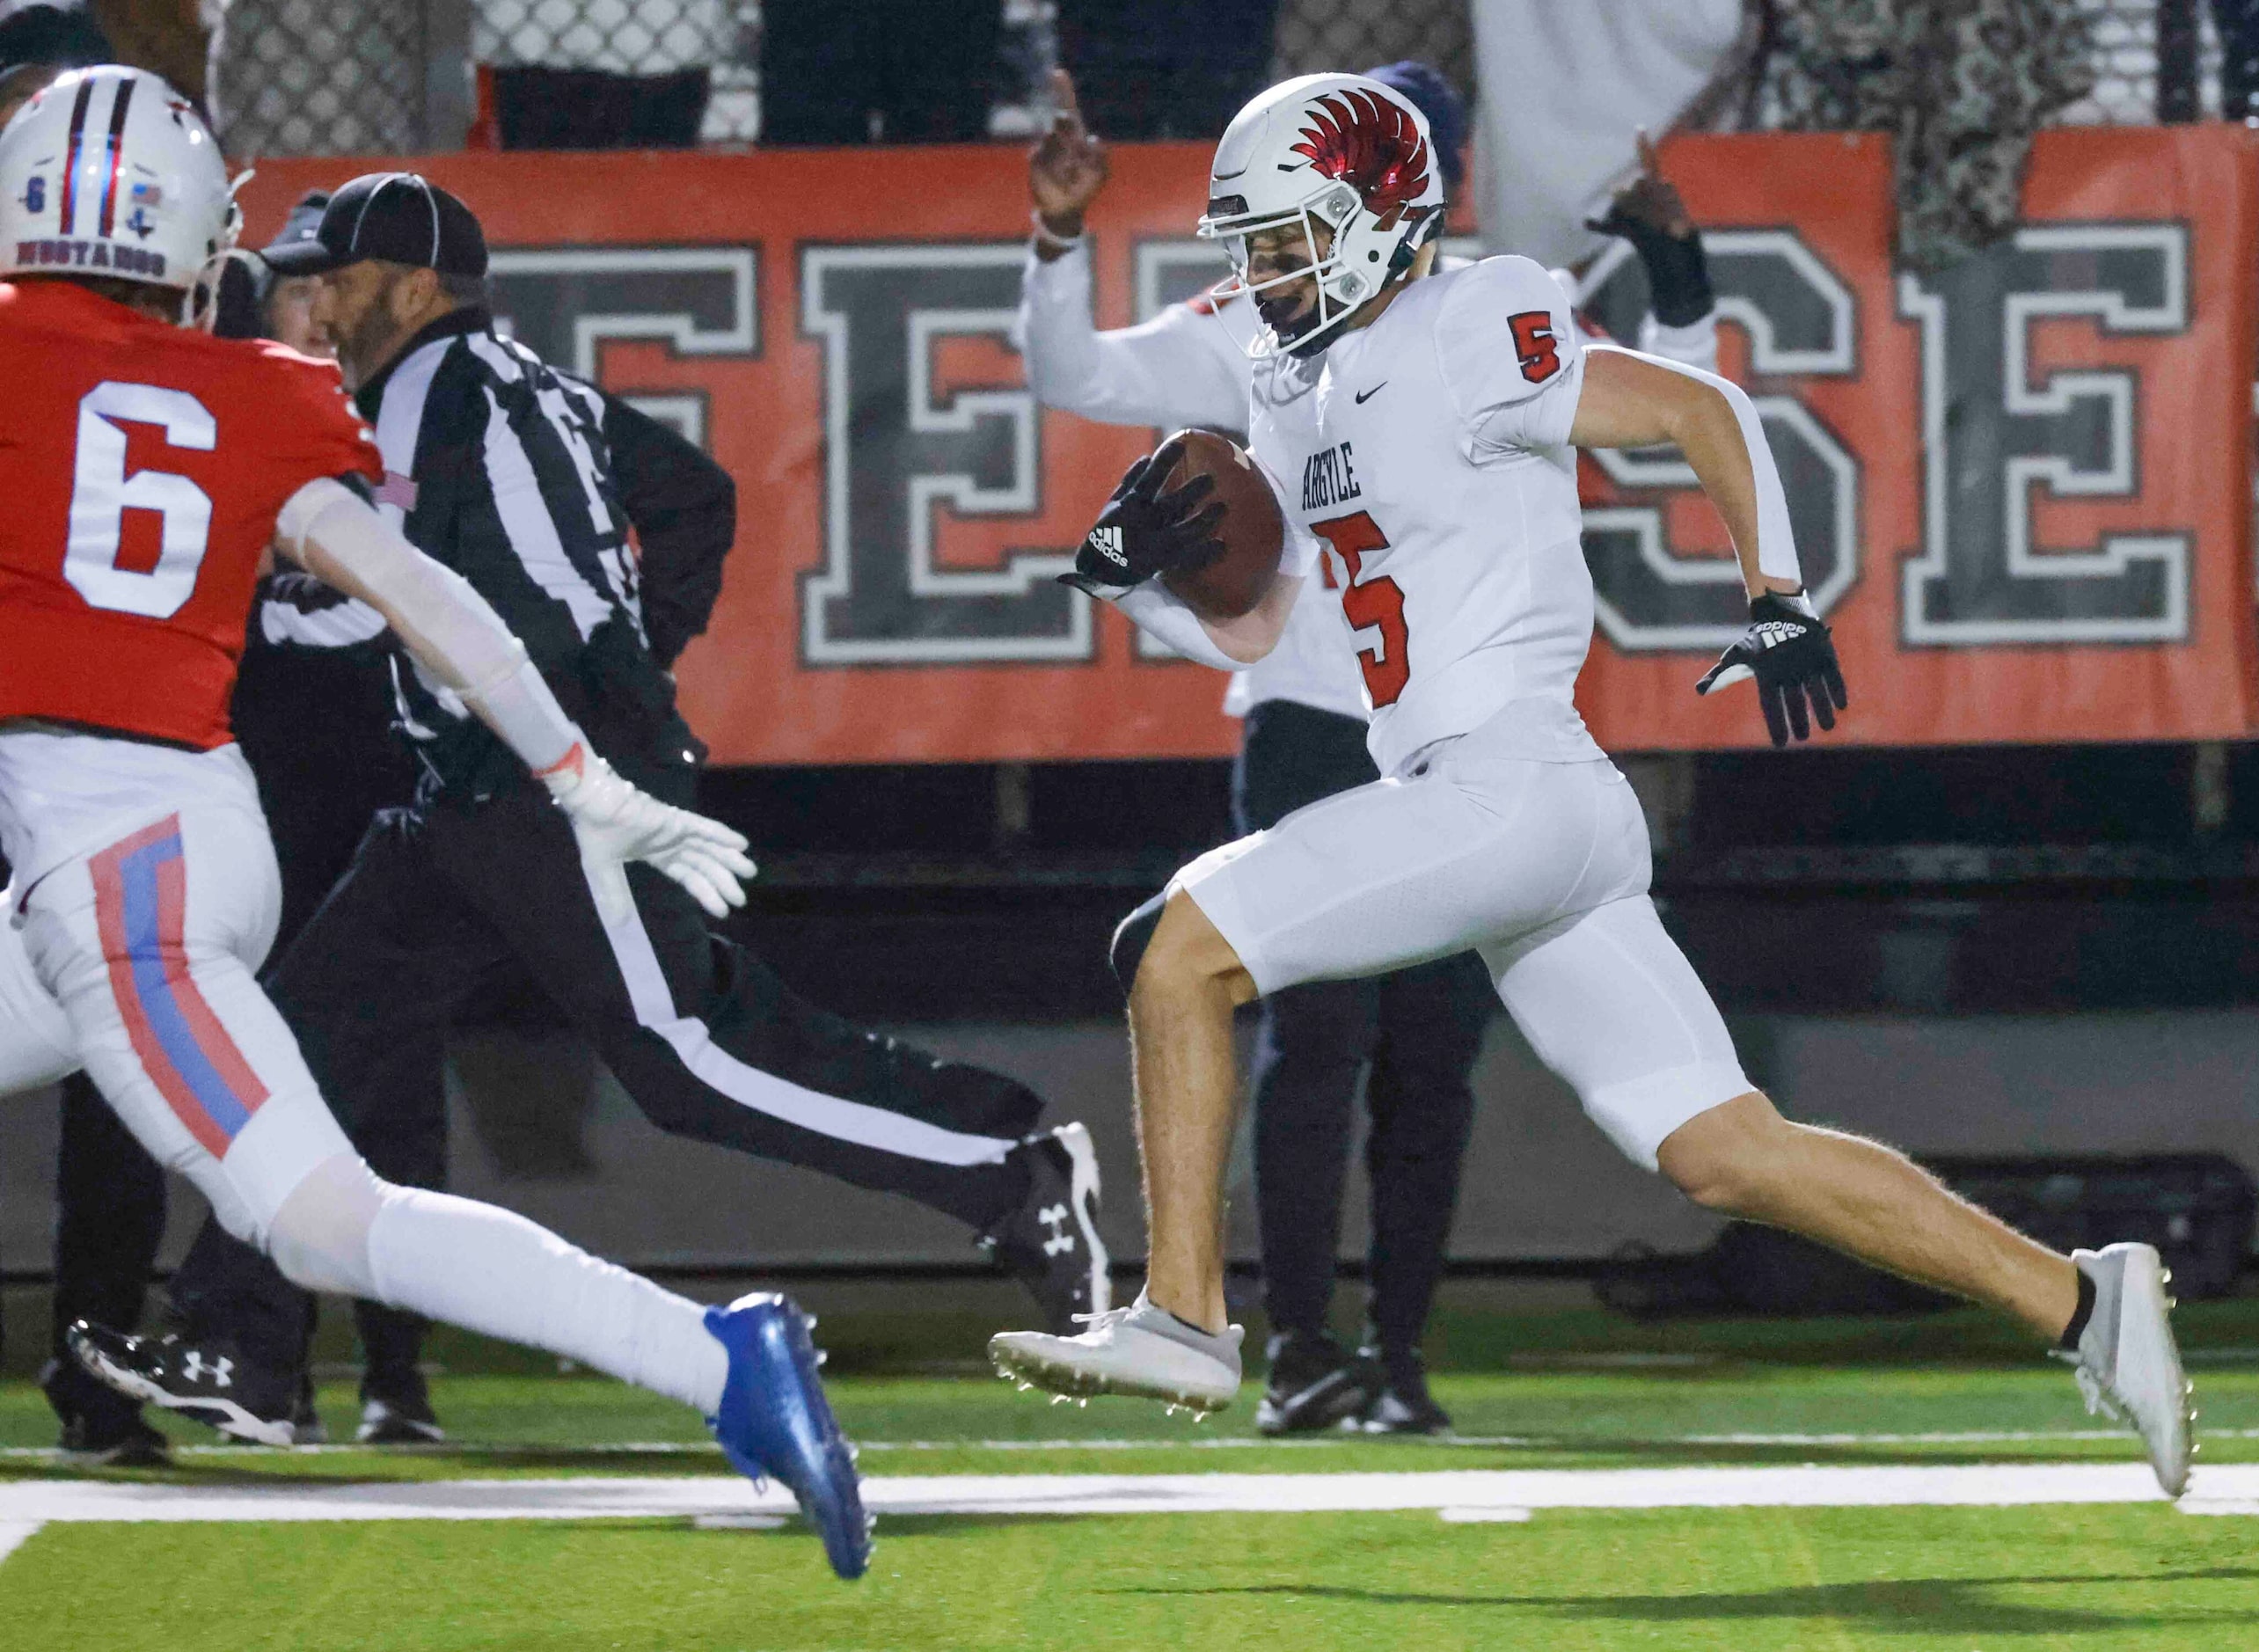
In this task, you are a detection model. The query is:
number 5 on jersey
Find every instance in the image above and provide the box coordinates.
[1311,510,1409,708]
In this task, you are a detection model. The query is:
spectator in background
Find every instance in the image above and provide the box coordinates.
[1471,0,1745,270]
[2,0,204,105]
[0,0,107,106]
[759,0,998,143]
[1054,0,1277,140]
[480,0,725,148]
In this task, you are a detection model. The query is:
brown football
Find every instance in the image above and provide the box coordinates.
[1153,428,1286,622]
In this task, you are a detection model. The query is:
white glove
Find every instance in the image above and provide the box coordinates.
[540,747,757,924]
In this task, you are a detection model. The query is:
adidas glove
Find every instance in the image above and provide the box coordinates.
[540,746,757,923]
[1061,453,1225,596]
[1695,590,1849,748]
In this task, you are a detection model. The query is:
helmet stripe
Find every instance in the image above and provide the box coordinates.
[96,77,136,239]
[57,77,95,235]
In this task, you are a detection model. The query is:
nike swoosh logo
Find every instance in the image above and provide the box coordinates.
[1354,383,1388,404]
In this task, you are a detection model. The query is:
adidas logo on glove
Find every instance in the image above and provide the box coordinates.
[1086,525,1127,568]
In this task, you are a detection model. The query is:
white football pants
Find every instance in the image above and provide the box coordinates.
[1178,723,1751,1169]
[3,792,725,1412]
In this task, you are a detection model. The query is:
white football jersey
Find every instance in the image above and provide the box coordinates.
[1246,255,1606,776]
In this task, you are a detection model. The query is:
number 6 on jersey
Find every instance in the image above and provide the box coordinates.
[67,381,216,619]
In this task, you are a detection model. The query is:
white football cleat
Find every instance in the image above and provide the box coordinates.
[990,1291,1243,1414]
[2057,1242,2194,1497]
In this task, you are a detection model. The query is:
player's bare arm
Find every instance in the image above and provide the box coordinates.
[1570,346,1850,746]
[1569,347,1793,600]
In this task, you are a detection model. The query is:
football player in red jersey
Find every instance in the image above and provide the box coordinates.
[0,67,870,1578]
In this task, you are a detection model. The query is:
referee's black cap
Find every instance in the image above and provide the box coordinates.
[264,172,487,278]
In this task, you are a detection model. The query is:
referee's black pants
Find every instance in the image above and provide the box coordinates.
[1233,698,1493,1361]
[172,773,1046,1375]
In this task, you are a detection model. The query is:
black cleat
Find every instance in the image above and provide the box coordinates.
[67,1321,300,1447]
[980,1122,1109,1335]
[42,1355,170,1465]
[1255,1331,1378,1436]
[357,1371,445,1444]
[59,1408,172,1466]
[1357,1346,1452,1436]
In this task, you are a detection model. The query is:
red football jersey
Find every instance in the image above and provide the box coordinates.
[0,280,382,749]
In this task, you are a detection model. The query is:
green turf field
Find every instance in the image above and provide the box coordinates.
[4,1289,2256,1648]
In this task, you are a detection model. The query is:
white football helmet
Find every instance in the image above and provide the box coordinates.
[1196,73,1446,358]
[0,66,239,317]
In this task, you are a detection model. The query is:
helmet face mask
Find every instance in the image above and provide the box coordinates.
[1196,74,1446,360]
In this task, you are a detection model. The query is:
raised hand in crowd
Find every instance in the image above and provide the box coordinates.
[1585,130,1714,332]
[1030,69,1109,251]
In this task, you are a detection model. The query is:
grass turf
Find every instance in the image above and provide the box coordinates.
[5,1292,2258,1648]
[5,1505,2256,1650]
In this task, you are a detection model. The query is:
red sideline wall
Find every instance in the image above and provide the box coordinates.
[239,128,2259,763]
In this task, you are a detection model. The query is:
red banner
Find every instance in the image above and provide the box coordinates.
[239,127,2258,763]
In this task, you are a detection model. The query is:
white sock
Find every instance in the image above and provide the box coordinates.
[365,1185,728,1414]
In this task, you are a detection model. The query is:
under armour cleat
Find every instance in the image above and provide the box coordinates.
[705,1293,870,1581]
[1254,1331,1374,1435]
[2055,1243,2194,1496]
[990,1290,1243,1414]
[980,1122,1110,1334]
[66,1322,298,1447]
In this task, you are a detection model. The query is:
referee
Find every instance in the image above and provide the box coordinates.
[160,174,1107,1441]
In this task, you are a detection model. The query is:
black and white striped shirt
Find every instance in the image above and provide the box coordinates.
[347,306,698,800]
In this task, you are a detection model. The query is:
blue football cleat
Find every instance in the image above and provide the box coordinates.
[705,1292,871,1580]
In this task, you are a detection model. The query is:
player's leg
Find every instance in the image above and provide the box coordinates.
[1356,951,1491,1429]
[992,754,1641,1406]
[1488,893,2190,1493]
[165,807,498,1436]
[427,783,1106,1331]
[32,807,869,1571]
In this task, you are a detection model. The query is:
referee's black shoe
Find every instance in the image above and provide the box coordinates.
[1255,1330,1379,1435]
[67,1322,300,1447]
[979,1123,1109,1334]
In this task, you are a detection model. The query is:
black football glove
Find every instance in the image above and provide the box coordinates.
[1059,453,1225,596]
[1695,590,1849,748]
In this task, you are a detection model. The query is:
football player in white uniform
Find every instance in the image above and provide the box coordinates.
[993,72,2193,1497]
[1016,68,1731,1435]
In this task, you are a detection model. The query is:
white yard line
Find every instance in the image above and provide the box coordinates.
[1,1463,2255,1527]
[0,1520,43,1562]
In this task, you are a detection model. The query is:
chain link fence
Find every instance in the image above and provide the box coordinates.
[201,0,2246,158]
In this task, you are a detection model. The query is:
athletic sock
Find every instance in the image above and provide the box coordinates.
[364,1187,728,1414]
[2058,1265,2098,1352]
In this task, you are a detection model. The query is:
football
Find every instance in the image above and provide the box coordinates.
[1153,428,1286,622]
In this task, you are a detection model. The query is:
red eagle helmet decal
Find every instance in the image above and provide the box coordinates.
[1288,90,1433,229]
